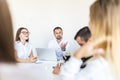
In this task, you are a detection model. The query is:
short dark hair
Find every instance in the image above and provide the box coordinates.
[53,27,62,32]
[74,26,91,42]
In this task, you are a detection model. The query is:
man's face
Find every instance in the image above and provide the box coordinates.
[54,29,63,40]
[76,36,86,46]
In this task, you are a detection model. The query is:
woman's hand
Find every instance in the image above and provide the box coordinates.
[29,57,38,62]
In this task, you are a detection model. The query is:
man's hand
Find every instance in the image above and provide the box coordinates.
[60,42,67,51]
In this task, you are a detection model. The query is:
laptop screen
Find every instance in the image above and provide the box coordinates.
[36,48,57,61]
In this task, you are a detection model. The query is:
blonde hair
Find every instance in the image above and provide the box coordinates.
[107,1,120,79]
[90,0,120,79]
[90,0,108,50]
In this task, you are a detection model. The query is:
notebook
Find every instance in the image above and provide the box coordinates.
[36,48,57,61]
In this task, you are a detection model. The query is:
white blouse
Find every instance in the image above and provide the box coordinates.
[60,56,115,80]
[15,41,32,59]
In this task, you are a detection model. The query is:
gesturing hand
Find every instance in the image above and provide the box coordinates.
[60,42,68,51]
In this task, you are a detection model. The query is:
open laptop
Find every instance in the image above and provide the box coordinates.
[36,48,57,61]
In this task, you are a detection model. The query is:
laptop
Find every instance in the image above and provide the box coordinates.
[36,48,57,61]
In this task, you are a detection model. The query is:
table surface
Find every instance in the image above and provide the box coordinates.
[16,61,60,80]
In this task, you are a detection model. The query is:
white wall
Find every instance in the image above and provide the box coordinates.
[7,0,95,54]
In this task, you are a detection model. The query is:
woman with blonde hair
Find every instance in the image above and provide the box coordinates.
[60,0,120,80]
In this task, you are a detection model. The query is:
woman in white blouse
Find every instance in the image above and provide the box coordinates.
[60,0,120,80]
[15,27,37,63]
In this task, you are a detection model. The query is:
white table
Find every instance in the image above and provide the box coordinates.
[16,61,60,80]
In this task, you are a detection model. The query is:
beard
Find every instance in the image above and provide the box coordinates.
[56,36,62,40]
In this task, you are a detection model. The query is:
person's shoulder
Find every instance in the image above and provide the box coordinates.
[93,57,115,79]
[48,39,56,43]
[15,41,21,45]
[49,39,54,41]
[85,57,109,73]
[62,38,68,40]
[80,57,114,80]
[88,57,108,67]
[25,42,32,47]
[15,41,20,43]
[94,57,108,66]
[26,41,31,44]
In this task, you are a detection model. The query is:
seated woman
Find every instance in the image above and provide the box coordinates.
[15,27,37,63]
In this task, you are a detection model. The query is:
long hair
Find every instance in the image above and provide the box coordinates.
[90,0,120,79]
[0,0,16,63]
[15,27,29,42]
[90,0,108,51]
[107,0,120,79]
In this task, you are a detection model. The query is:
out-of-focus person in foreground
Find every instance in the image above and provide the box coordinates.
[60,0,120,80]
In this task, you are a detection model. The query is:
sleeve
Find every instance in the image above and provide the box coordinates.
[29,42,33,54]
[60,56,83,80]
[60,57,114,80]
[48,40,53,49]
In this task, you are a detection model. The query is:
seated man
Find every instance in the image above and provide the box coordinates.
[53,26,92,74]
[48,27,71,61]
[74,26,92,68]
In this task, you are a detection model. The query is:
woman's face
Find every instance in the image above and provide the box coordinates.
[19,29,29,41]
